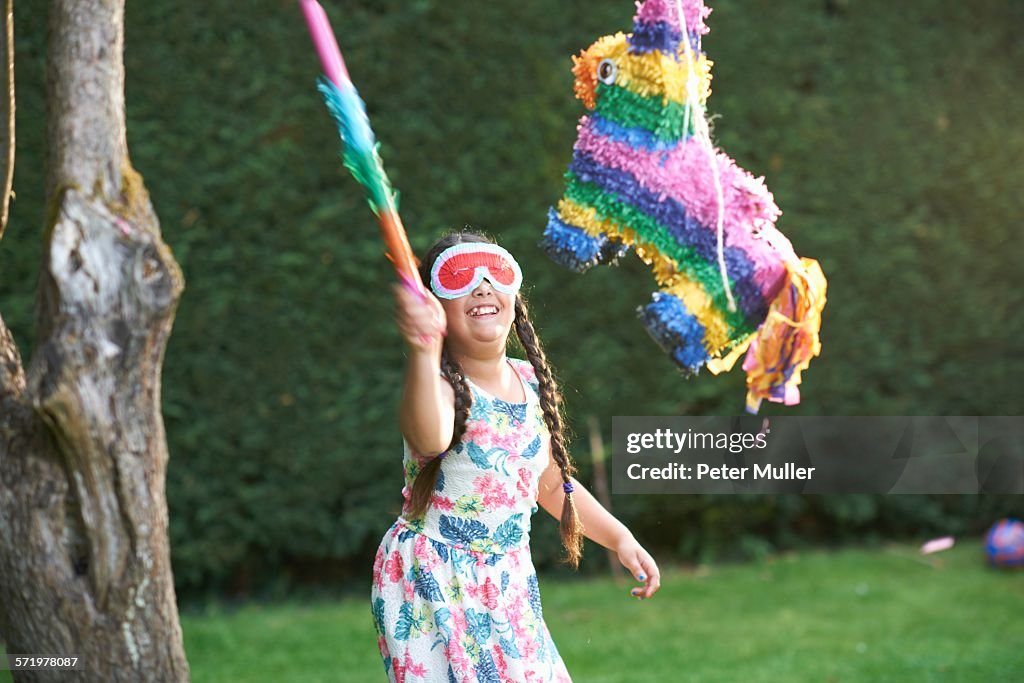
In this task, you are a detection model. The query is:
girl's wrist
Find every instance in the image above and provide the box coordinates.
[404,336,443,356]
[611,529,637,552]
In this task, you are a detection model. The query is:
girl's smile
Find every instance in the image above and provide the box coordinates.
[443,280,515,347]
[466,304,499,318]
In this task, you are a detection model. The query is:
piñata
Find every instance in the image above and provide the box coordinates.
[541,0,827,412]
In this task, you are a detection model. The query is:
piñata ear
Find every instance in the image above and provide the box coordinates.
[630,0,712,56]
[633,0,679,28]
[630,0,683,54]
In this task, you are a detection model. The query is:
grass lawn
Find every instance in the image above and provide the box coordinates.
[2,541,1021,682]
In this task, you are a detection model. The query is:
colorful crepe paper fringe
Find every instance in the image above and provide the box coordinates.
[740,259,827,413]
[300,0,421,290]
[317,79,397,216]
[541,0,827,412]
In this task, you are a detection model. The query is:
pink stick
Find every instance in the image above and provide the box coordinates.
[399,270,428,303]
[920,536,955,555]
[299,0,351,88]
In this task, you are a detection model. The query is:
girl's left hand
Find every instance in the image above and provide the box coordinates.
[615,535,661,600]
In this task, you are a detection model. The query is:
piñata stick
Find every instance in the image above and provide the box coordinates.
[299,0,424,297]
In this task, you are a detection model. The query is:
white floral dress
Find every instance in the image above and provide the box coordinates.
[371,358,573,683]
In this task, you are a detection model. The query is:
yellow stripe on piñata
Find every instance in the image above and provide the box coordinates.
[636,243,732,353]
[556,197,731,355]
[572,33,712,109]
[618,51,712,106]
[556,197,621,241]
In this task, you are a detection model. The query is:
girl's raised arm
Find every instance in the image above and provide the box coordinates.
[394,284,455,456]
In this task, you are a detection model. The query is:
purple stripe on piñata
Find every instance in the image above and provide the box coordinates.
[568,145,785,311]
[568,151,771,323]
[575,117,792,286]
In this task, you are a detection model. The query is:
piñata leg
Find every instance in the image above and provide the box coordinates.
[541,206,630,273]
[636,289,711,376]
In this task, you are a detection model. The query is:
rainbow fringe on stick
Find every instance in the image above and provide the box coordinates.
[541,0,827,413]
[300,0,421,290]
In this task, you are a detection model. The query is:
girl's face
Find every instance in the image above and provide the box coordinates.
[440,278,516,351]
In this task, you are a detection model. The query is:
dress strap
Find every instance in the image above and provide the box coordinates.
[508,358,540,400]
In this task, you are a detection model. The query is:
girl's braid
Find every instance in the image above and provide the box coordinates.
[514,295,584,569]
[440,348,473,450]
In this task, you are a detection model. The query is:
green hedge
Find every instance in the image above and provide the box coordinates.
[1,0,1021,600]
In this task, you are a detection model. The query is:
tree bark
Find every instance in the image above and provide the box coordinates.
[0,0,189,680]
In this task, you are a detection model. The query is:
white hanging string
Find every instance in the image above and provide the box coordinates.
[675,0,736,313]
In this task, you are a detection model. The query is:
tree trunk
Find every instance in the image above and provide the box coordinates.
[0,0,189,680]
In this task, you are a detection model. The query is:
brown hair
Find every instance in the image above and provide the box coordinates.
[403,231,584,568]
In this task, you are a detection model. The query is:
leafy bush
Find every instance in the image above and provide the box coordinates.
[1,0,1020,599]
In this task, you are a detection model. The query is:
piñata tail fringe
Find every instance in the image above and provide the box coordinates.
[742,258,827,413]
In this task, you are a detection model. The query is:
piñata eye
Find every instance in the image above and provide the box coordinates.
[597,59,617,84]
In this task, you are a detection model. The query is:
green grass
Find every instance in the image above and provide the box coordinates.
[2,541,1022,682]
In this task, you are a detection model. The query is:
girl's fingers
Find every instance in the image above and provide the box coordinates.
[620,551,645,584]
[624,549,661,600]
[639,554,660,599]
[393,285,445,346]
[620,550,654,601]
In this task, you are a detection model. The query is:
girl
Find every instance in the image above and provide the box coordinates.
[371,231,660,683]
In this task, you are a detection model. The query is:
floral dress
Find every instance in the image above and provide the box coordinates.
[371,357,573,683]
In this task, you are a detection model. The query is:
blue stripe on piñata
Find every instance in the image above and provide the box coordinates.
[540,208,630,273]
[628,20,683,54]
[567,151,768,323]
[540,210,605,272]
[637,291,710,372]
[588,114,687,152]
